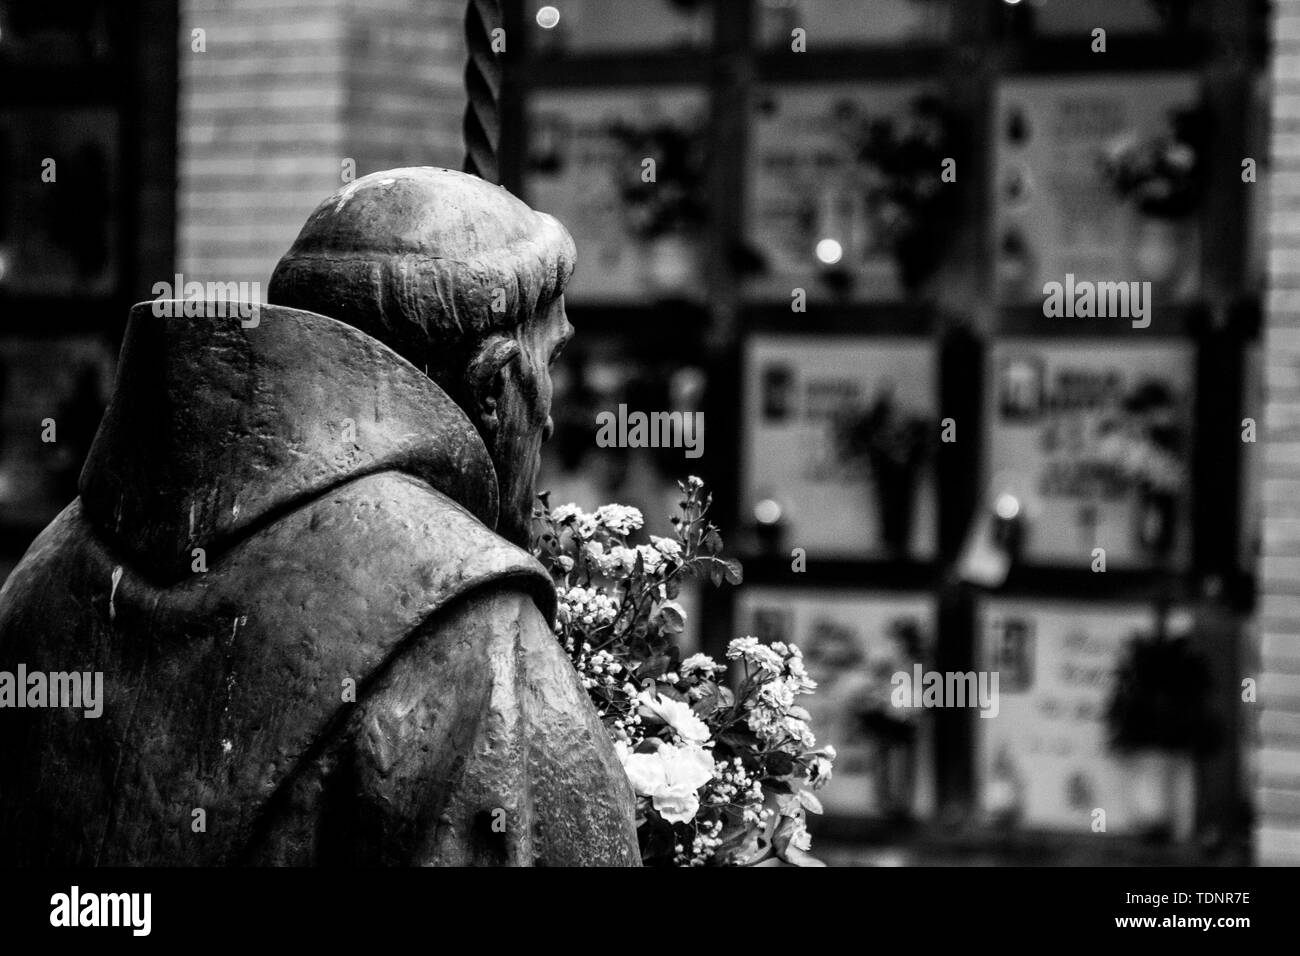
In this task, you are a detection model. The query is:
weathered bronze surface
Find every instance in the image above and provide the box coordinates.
[0,168,640,866]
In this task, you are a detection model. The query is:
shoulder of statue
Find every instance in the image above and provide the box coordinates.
[295,469,557,630]
[416,483,558,628]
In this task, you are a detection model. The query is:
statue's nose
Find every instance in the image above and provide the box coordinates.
[543,416,555,442]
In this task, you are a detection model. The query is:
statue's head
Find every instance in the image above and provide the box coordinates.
[269,167,575,547]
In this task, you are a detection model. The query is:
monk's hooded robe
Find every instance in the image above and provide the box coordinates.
[0,302,640,866]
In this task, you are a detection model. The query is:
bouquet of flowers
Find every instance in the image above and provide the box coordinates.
[1099,104,1210,220]
[833,389,932,479]
[1107,629,1216,753]
[532,477,835,866]
[608,119,709,240]
[1091,380,1186,557]
[850,93,964,289]
[1091,380,1185,495]
[855,617,927,736]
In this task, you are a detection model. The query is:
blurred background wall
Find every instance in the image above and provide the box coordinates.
[1262,0,1300,868]
[178,0,467,285]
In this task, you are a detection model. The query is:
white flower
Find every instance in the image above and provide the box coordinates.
[757,678,797,713]
[653,787,701,825]
[637,689,711,744]
[726,636,784,674]
[594,545,638,576]
[785,716,816,749]
[551,503,599,540]
[809,756,834,790]
[620,742,716,824]
[622,754,661,795]
[636,544,664,574]
[649,535,683,560]
[727,636,759,657]
[556,585,618,629]
[551,503,584,523]
[680,653,721,677]
[785,651,817,692]
[594,504,644,535]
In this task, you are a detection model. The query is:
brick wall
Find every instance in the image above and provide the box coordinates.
[1261,0,1300,866]
[176,0,466,289]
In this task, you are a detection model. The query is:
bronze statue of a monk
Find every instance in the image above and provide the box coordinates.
[0,167,640,866]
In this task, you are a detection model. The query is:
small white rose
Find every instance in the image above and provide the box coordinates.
[637,689,711,744]
[653,785,701,824]
[619,743,716,825]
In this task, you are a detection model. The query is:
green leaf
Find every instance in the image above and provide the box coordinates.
[720,728,760,751]
[724,559,744,585]
[691,686,720,718]
[765,751,795,777]
[655,601,687,634]
[637,655,673,680]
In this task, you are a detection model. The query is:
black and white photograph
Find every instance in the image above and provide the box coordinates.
[0,0,1289,941]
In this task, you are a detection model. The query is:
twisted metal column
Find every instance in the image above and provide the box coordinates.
[463,0,504,183]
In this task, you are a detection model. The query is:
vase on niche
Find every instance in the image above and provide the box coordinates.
[871,458,918,558]
[871,733,916,820]
[1135,485,1177,559]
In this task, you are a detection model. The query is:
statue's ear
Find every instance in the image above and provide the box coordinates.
[466,334,522,435]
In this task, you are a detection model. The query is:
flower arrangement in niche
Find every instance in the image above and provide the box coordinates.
[1091,379,1186,557]
[853,617,926,817]
[607,118,709,240]
[848,93,965,291]
[1098,102,1210,290]
[1107,628,1216,754]
[1105,624,1215,838]
[532,477,835,866]
[1098,102,1210,221]
[607,116,710,295]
